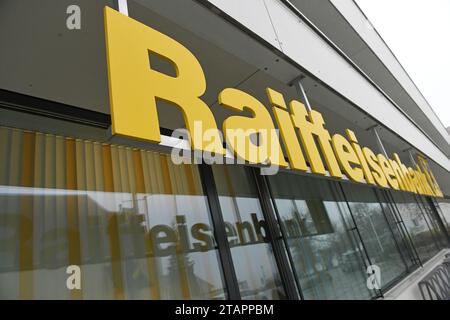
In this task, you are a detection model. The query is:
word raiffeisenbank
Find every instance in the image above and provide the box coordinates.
[104,7,443,198]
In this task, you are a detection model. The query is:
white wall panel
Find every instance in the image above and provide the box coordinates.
[207,0,282,50]
[331,0,450,147]
[210,0,450,172]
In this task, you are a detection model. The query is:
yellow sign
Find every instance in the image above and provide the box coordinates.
[104,7,443,198]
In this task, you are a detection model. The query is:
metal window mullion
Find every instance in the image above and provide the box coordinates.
[428,199,450,246]
[338,182,384,299]
[198,164,241,299]
[250,168,301,300]
[374,189,410,272]
[423,196,450,247]
[432,199,450,229]
[385,191,423,267]
[414,194,442,251]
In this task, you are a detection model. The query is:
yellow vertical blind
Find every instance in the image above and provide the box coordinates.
[0,125,223,300]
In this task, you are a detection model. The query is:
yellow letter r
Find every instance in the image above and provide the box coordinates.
[104,7,224,154]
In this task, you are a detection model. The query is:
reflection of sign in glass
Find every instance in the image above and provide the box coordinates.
[104,7,442,198]
[0,209,332,259]
[132,212,333,257]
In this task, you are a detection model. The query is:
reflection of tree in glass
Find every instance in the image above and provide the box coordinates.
[163,221,217,299]
[350,203,392,257]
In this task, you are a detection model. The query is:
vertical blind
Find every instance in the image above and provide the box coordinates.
[0,125,225,299]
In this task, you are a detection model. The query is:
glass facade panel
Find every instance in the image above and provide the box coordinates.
[437,199,450,233]
[416,196,448,249]
[211,165,286,300]
[0,122,447,300]
[378,195,418,270]
[268,173,372,300]
[341,183,407,288]
[0,126,226,299]
[390,191,440,263]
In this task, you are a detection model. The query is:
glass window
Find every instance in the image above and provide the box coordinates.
[0,125,226,299]
[378,194,419,270]
[211,165,286,300]
[436,199,450,233]
[416,196,448,249]
[268,173,372,300]
[341,183,407,289]
[390,191,441,263]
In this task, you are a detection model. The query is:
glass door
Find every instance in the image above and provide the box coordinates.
[209,164,288,300]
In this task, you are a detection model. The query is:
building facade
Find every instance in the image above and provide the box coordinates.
[0,0,449,300]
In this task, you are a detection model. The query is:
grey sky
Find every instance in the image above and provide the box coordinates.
[356,0,450,129]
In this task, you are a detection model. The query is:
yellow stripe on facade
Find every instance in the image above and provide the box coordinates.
[19,131,35,299]
[133,149,161,299]
[65,138,83,299]
[102,144,125,300]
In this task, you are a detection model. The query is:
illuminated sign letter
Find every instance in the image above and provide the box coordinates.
[266,88,308,171]
[346,129,375,185]
[103,7,443,198]
[219,88,287,167]
[332,134,364,182]
[104,7,224,154]
[377,154,399,190]
[290,101,342,177]
[363,147,388,188]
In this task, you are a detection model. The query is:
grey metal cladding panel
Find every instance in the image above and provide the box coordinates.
[1,0,449,173]
[212,0,450,171]
[206,0,282,50]
[133,0,299,84]
[289,0,450,156]
[349,48,450,155]
[0,0,113,114]
[289,0,367,56]
[330,0,450,150]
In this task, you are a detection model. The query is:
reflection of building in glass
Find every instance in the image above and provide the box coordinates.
[0,0,449,301]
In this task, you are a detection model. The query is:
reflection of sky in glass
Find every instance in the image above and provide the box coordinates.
[389,192,442,263]
[218,195,283,299]
[347,201,407,287]
[438,201,450,231]
[395,202,428,233]
[272,195,371,300]
[0,185,226,299]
